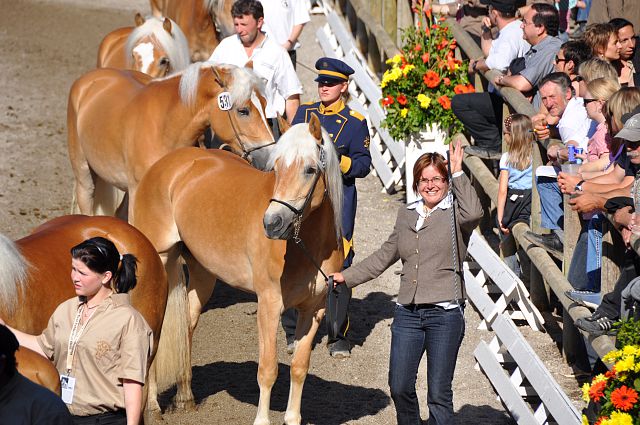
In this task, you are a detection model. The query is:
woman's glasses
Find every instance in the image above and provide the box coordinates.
[583,98,599,105]
[418,176,446,185]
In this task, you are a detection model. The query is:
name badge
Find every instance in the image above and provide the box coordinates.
[60,375,76,404]
[510,194,520,202]
[217,92,232,111]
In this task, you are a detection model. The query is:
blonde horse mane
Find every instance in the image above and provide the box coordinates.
[267,124,344,243]
[125,16,190,73]
[0,234,29,316]
[178,62,265,109]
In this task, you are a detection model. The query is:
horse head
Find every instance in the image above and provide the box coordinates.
[179,63,276,170]
[263,114,343,242]
[126,14,190,78]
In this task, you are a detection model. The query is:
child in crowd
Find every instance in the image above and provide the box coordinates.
[497,114,534,277]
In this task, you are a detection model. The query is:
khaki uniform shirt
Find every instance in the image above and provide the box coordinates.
[36,294,153,416]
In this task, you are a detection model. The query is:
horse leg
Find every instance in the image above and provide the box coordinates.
[182,250,217,333]
[284,306,323,425]
[154,247,195,412]
[254,293,282,425]
[144,358,164,424]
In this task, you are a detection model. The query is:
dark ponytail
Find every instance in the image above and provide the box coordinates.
[71,237,138,294]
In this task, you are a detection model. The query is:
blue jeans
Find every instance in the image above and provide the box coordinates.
[388,304,465,425]
[576,0,591,21]
[586,214,603,292]
[537,176,564,231]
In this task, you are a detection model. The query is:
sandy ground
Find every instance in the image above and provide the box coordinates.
[0,0,585,423]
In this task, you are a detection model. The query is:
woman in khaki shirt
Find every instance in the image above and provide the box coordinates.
[1,237,152,425]
[331,141,483,425]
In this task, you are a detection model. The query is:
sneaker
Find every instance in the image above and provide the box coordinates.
[328,339,351,358]
[464,145,502,160]
[575,311,616,337]
[523,231,564,260]
[565,290,602,310]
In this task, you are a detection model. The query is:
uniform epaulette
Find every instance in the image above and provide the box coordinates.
[349,109,365,121]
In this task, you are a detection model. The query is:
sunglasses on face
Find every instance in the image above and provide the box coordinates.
[554,56,566,64]
[583,98,599,105]
[627,140,640,149]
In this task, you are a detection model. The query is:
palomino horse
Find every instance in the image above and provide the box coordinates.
[16,346,61,396]
[150,0,234,62]
[0,215,184,421]
[132,115,344,425]
[97,13,190,78]
[67,62,275,219]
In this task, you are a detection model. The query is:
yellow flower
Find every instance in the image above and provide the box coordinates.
[400,108,408,118]
[593,373,608,383]
[615,356,635,373]
[581,414,589,425]
[402,64,415,76]
[621,345,640,357]
[386,54,403,66]
[581,383,591,403]
[417,94,431,109]
[609,411,633,425]
[604,349,622,363]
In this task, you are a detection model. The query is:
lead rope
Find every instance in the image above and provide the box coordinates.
[446,151,463,315]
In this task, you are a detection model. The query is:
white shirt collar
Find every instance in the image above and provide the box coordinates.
[407,192,452,218]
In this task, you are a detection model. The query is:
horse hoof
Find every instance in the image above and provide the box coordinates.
[144,409,164,425]
[283,412,301,425]
[172,398,196,412]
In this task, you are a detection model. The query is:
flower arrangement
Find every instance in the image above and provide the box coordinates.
[379,1,474,141]
[581,336,640,424]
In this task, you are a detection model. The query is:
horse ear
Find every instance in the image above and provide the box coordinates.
[309,113,322,142]
[276,114,290,134]
[134,13,145,27]
[163,18,172,34]
[245,61,254,70]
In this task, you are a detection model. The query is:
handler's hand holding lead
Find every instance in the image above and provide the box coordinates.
[329,272,345,288]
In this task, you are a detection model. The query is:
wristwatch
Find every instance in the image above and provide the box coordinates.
[575,180,585,192]
[471,60,477,72]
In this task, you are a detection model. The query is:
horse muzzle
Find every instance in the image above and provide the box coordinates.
[263,206,297,240]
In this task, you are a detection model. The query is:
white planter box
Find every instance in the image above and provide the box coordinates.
[403,125,449,203]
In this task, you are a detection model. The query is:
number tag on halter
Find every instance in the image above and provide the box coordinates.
[60,375,76,404]
[217,92,232,111]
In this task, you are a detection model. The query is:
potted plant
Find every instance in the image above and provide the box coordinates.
[580,319,640,424]
[379,1,473,200]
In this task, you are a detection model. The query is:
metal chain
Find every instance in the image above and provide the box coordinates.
[447,188,463,314]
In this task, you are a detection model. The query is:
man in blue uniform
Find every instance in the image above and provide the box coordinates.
[283,57,372,357]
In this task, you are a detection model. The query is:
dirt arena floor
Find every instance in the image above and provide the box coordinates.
[0,0,586,423]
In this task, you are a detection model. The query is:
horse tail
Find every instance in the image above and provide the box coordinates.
[152,247,192,392]
[0,234,29,317]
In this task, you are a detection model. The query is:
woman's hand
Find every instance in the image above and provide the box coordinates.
[613,206,633,228]
[330,272,345,288]
[558,172,582,194]
[450,139,463,174]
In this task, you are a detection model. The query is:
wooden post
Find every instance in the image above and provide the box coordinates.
[600,220,624,295]
[383,0,398,44]
[529,142,550,311]
[371,0,383,24]
[396,0,413,46]
[562,189,581,364]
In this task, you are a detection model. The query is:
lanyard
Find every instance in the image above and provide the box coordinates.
[65,305,94,373]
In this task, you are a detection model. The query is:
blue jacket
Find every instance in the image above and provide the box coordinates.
[292,99,372,260]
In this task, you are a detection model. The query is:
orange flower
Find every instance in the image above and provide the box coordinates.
[443,77,451,86]
[397,95,407,106]
[437,38,449,50]
[425,7,432,19]
[454,84,468,94]
[450,40,457,50]
[610,386,639,411]
[466,83,475,93]
[605,366,617,379]
[425,26,431,37]
[421,52,430,63]
[594,417,608,425]
[414,44,422,52]
[438,95,451,109]
[589,380,607,402]
[423,71,441,88]
[381,95,394,107]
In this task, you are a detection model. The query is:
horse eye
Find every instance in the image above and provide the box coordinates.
[159,57,170,66]
[305,166,317,175]
[237,107,250,116]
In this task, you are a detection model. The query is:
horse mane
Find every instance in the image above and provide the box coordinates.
[203,0,222,14]
[0,234,29,316]
[178,62,265,109]
[267,124,344,243]
[125,16,190,74]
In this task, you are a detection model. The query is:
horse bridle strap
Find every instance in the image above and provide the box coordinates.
[210,66,276,161]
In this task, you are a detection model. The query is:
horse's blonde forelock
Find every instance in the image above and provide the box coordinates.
[227,65,265,106]
[178,62,207,107]
[0,234,29,316]
[268,124,344,243]
[126,16,191,74]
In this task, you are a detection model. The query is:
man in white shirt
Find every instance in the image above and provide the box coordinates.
[260,0,310,68]
[525,72,592,257]
[209,0,302,130]
[469,0,530,75]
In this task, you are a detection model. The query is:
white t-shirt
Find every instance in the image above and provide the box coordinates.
[260,0,310,50]
[208,33,303,118]
[558,97,592,150]
[485,20,530,72]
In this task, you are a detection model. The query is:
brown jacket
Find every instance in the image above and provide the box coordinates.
[342,173,483,305]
